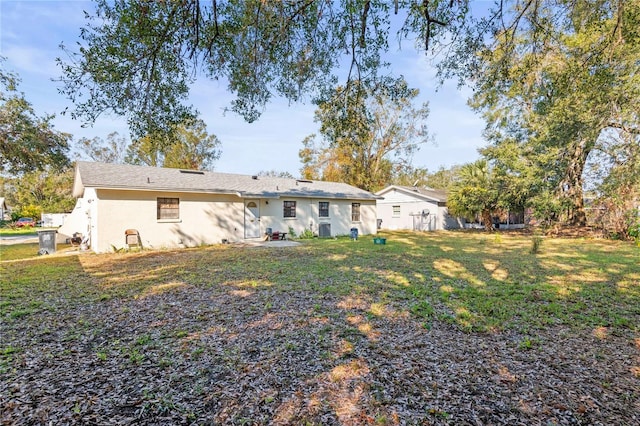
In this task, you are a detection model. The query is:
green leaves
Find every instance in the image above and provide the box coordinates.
[447,159,513,231]
[300,78,429,191]
[57,1,478,137]
[2,166,75,217]
[58,0,195,137]
[465,1,640,227]
[125,118,221,171]
[58,0,391,135]
[1,59,70,174]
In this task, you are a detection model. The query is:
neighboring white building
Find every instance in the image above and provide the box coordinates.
[41,213,69,227]
[0,198,8,221]
[64,162,380,253]
[375,185,464,231]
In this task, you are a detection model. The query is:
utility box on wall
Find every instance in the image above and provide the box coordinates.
[125,229,141,247]
[318,223,331,238]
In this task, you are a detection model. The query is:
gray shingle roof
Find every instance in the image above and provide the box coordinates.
[375,185,448,202]
[74,162,379,200]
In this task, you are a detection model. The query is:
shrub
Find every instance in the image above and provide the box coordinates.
[298,228,314,239]
[530,235,543,254]
[628,217,640,247]
[15,204,41,221]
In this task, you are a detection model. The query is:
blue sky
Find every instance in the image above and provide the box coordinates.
[0,0,485,177]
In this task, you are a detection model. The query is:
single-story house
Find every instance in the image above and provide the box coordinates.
[61,162,380,253]
[375,185,463,231]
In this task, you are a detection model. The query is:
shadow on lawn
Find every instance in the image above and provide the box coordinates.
[2,231,639,424]
[61,230,639,334]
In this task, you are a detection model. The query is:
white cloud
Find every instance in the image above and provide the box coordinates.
[2,45,59,78]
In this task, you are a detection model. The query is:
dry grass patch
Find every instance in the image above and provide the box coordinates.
[1,232,638,424]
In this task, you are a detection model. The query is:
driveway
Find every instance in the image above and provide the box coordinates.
[0,234,38,245]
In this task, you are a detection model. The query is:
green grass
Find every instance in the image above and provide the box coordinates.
[0,243,40,261]
[0,242,74,261]
[1,231,638,333]
[0,228,40,236]
[2,230,638,424]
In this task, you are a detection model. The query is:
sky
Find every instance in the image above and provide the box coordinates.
[0,0,486,177]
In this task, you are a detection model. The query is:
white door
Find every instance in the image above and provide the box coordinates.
[244,200,261,238]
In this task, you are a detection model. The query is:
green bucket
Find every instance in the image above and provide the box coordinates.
[373,237,386,245]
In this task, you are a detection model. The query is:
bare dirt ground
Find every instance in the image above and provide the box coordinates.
[3,282,638,425]
[1,235,638,425]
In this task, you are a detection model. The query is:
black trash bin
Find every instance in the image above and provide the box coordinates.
[37,230,57,255]
[350,227,359,240]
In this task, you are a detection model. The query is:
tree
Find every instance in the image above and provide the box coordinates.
[391,166,431,188]
[586,129,640,238]
[61,1,588,137]
[162,119,221,170]
[462,1,640,226]
[299,78,429,192]
[3,166,76,217]
[76,132,129,163]
[126,119,221,171]
[124,133,161,167]
[57,0,400,136]
[58,1,635,141]
[1,58,70,174]
[446,159,519,231]
[257,170,296,179]
[424,165,464,192]
[393,165,463,191]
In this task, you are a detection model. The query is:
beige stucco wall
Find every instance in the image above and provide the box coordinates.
[93,189,244,252]
[257,198,377,237]
[88,189,377,252]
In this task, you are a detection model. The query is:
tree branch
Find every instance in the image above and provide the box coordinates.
[360,0,370,48]
[423,0,448,50]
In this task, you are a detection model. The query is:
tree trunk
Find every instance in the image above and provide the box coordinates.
[560,138,591,226]
[482,209,494,231]
[569,191,587,226]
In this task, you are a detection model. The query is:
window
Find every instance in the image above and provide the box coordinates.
[319,201,329,218]
[351,203,361,222]
[283,200,296,218]
[157,197,179,220]
[392,205,401,217]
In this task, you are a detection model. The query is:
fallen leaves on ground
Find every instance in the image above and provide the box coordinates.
[1,238,639,425]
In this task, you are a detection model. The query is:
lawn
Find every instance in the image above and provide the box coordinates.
[0,242,74,261]
[1,231,638,424]
[0,227,39,236]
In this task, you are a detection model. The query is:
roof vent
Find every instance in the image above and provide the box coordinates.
[180,170,204,175]
[252,175,258,180]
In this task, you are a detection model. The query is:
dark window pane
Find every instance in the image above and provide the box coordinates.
[351,203,360,222]
[319,202,329,217]
[284,201,296,218]
[157,197,179,220]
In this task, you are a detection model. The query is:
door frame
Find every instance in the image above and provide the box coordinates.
[244,199,261,238]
